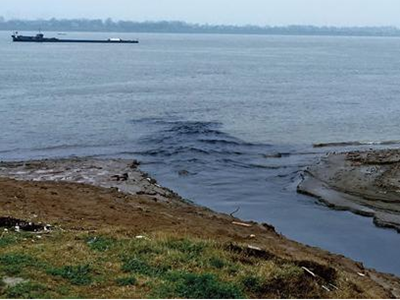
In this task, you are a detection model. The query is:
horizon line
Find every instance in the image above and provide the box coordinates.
[1,16,399,30]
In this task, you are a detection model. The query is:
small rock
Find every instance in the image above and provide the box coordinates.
[111,173,129,181]
[261,223,276,232]
[146,178,157,184]
[2,277,27,288]
[130,160,141,169]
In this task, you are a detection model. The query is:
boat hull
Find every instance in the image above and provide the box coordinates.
[12,35,139,44]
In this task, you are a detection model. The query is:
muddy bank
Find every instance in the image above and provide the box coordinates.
[298,149,400,232]
[1,158,400,297]
[0,158,188,206]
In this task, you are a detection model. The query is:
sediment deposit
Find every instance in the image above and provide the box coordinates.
[298,149,400,232]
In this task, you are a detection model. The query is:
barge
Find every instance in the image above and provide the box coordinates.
[11,32,139,44]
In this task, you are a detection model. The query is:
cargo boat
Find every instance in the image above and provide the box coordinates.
[11,32,139,44]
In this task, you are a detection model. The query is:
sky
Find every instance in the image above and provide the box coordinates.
[1,0,400,27]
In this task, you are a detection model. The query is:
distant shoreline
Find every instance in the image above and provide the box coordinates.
[1,18,400,38]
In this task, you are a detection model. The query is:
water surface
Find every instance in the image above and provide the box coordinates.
[1,31,400,275]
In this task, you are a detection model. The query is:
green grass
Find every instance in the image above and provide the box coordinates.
[241,275,263,294]
[121,256,166,277]
[0,253,43,276]
[115,276,137,287]
[161,239,206,259]
[0,234,18,248]
[152,272,244,299]
[4,282,50,299]
[86,236,116,252]
[46,265,93,286]
[209,257,226,269]
[0,229,361,299]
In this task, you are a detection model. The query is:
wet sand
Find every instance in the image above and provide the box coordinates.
[1,158,400,297]
[298,149,400,232]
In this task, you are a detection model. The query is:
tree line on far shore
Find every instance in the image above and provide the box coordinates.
[1,17,400,37]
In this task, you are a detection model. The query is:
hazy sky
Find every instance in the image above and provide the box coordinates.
[2,0,400,27]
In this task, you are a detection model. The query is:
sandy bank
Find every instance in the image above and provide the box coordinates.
[298,149,400,232]
[0,158,400,298]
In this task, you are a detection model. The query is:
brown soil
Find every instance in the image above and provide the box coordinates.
[0,158,400,298]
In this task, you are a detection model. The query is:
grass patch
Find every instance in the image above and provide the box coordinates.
[0,229,364,299]
[121,257,169,277]
[0,234,18,248]
[162,239,206,258]
[4,282,49,299]
[152,272,244,299]
[241,275,264,294]
[46,265,93,286]
[251,264,323,299]
[86,236,116,252]
[115,276,137,287]
[0,253,42,276]
[209,257,226,269]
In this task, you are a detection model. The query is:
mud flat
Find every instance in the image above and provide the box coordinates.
[0,158,188,206]
[1,158,400,298]
[298,149,400,232]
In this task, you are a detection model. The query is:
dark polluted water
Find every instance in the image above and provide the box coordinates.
[110,118,400,276]
[2,116,400,275]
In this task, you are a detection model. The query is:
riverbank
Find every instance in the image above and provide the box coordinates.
[0,158,400,298]
[298,149,400,232]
